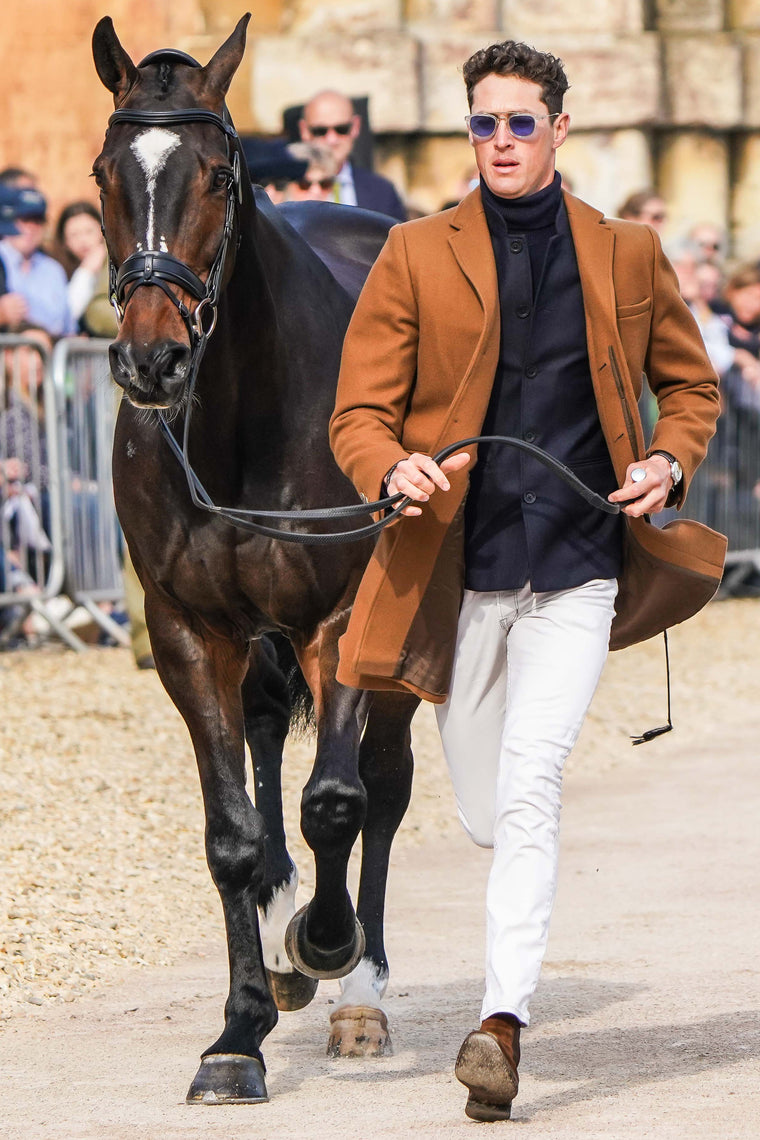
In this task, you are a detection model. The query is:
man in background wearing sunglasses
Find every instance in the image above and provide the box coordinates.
[330,40,721,1122]
[299,89,407,221]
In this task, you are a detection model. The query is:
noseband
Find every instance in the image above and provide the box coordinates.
[104,104,242,354]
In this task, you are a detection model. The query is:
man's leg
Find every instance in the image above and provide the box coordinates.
[482,577,618,1026]
[435,588,507,847]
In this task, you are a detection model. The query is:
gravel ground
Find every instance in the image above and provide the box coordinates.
[1,597,757,1020]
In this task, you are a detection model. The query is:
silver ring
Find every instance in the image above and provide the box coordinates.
[630,467,647,483]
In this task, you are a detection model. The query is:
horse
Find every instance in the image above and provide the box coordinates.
[92,14,420,1105]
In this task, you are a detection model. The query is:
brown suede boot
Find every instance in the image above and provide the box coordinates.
[454,1012,521,1122]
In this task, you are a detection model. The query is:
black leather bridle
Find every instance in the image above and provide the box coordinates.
[102,68,620,546]
[104,105,241,366]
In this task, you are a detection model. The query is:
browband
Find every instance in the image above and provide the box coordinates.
[108,107,237,140]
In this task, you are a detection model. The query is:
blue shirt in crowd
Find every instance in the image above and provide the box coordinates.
[0,241,74,337]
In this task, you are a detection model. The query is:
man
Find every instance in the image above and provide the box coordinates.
[0,186,73,339]
[299,89,406,221]
[330,41,723,1122]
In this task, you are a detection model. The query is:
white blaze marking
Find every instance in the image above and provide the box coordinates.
[130,128,181,249]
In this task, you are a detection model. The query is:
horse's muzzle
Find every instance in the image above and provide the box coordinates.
[109,339,191,406]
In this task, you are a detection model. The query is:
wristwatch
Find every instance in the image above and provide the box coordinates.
[649,450,683,488]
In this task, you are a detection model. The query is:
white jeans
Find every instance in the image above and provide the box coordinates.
[435,578,618,1026]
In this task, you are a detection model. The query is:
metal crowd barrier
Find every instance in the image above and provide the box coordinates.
[51,337,130,647]
[0,334,79,648]
[0,334,129,650]
[679,365,760,591]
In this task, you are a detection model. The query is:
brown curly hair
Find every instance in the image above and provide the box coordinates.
[462,41,569,114]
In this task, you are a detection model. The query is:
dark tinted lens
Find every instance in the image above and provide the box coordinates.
[469,114,497,138]
[509,114,537,137]
[309,123,352,137]
[297,178,335,191]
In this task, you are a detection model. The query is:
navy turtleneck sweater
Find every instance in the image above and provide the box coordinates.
[480,170,562,295]
[464,172,623,592]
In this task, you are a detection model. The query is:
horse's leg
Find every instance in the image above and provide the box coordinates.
[327,690,419,1058]
[242,636,318,1011]
[283,627,370,979]
[145,594,276,1105]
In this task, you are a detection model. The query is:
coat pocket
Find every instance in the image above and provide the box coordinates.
[616,297,652,319]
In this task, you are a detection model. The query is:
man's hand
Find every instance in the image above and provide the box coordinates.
[387,451,471,517]
[608,454,673,517]
[0,292,28,329]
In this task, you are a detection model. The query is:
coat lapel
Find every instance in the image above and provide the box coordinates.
[441,188,501,434]
[448,188,499,324]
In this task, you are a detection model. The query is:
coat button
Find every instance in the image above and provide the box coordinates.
[525,365,537,377]
[510,239,523,253]
[524,430,536,443]
[524,491,536,504]
[516,304,530,318]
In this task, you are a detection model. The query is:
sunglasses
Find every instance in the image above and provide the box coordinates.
[466,111,559,140]
[307,122,353,137]
[297,177,335,191]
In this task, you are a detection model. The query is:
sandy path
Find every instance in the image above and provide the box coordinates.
[1,600,760,1136]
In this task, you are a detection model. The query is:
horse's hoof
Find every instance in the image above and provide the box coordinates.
[266,966,319,1011]
[284,903,366,980]
[327,1004,393,1058]
[186,1054,268,1105]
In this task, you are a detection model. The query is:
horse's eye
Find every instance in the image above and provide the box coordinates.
[212,168,232,190]
[91,167,105,189]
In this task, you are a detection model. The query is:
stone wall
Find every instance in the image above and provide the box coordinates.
[3,0,760,258]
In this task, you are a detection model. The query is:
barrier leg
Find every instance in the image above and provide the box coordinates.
[122,547,153,666]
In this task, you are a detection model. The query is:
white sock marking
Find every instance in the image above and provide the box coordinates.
[130,129,181,250]
[259,868,299,973]
[338,956,389,1008]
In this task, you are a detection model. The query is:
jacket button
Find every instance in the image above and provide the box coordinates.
[510,239,523,253]
[524,430,536,443]
[525,365,537,378]
[516,304,530,318]
[524,491,536,504]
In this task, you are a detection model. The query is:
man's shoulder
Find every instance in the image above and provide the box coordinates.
[33,249,68,281]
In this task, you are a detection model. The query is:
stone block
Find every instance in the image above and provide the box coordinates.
[732,136,760,260]
[557,129,653,220]
[420,35,502,130]
[280,0,403,36]
[406,0,499,32]
[742,35,760,126]
[730,0,760,29]
[189,0,284,36]
[502,0,645,39]
[654,0,725,31]
[556,36,661,129]
[251,33,421,132]
[664,36,742,127]
[657,132,730,251]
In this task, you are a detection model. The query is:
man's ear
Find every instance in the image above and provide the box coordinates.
[350,114,361,140]
[552,112,570,151]
[298,118,310,141]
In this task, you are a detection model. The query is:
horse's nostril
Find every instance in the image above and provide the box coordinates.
[159,342,191,379]
[108,342,135,388]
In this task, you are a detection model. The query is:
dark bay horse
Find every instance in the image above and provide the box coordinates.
[92,14,419,1104]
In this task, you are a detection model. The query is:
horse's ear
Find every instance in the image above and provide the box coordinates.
[92,16,138,102]
[200,13,251,101]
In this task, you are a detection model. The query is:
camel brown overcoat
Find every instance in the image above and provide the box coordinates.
[329,188,726,703]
